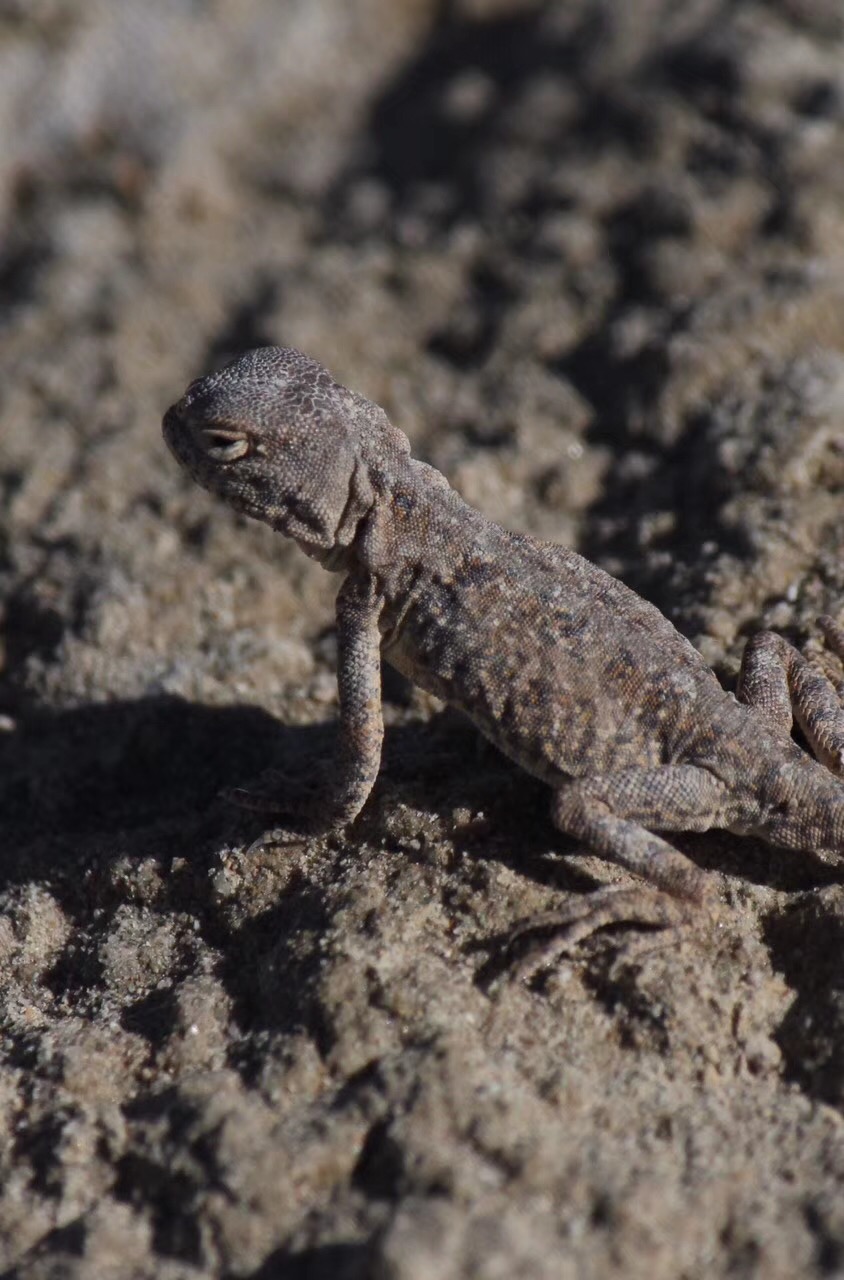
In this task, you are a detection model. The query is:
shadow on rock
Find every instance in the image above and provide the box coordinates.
[763,891,844,1107]
[247,1242,372,1280]
[0,693,287,839]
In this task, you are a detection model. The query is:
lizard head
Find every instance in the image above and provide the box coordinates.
[163,346,410,564]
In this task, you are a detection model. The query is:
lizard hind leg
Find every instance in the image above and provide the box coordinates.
[738,622,844,772]
[504,766,725,979]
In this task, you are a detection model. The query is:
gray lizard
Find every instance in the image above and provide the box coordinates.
[163,346,844,967]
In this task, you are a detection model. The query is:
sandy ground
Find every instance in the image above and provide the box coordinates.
[2,1,844,1276]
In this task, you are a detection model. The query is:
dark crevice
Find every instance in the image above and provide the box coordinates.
[245,1241,373,1280]
[764,896,844,1107]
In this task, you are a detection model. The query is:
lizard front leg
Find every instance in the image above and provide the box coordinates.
[506,766,725,978]
[226,572,385,835]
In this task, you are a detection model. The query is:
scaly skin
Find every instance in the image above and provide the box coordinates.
[163,346,844,971]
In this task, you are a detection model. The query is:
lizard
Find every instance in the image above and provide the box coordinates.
[163,345,844,973]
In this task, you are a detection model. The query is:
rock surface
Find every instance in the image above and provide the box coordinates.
[2,1,844,1276]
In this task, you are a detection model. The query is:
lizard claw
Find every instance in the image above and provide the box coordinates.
[222,780,315,850]
[222,761,353,845]
[221,768,292,814]
[221,784,284,813]
[221,764,333,816]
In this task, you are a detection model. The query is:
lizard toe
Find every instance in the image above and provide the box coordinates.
[504,885,696,983]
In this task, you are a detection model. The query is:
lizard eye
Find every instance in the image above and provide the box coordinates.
[200,426,250,462]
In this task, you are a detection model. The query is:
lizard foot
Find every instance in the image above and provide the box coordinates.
[243,826,312,854]
[223,768,351,849]
[221,767,310,814]
[222,764,338,820]
[504,885,697,983]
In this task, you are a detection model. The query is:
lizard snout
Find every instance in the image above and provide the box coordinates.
[162,403,190,463]
[163,403,250,468]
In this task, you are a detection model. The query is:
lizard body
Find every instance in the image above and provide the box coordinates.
[163,347,844,965]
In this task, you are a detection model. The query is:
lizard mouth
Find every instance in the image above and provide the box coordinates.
[162,406,215,489]
[162,405,192,467]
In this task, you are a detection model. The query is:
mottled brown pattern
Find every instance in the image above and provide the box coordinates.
[164,347,844,970]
